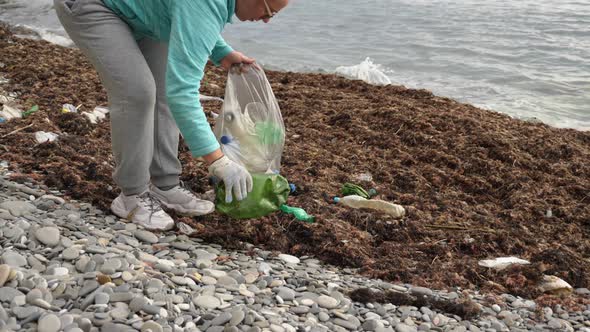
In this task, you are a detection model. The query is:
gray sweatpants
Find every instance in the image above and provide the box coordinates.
[54,0,182,196]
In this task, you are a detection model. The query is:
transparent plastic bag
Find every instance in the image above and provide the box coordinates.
[213,64,288,219]
[213,64,285,174]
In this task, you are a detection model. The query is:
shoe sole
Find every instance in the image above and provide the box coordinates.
[111,200,175,231]
[159,200,215,217]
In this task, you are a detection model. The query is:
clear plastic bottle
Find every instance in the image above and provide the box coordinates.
[335,195,405,218]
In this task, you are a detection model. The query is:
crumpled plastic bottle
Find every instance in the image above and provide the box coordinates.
[335,195,405,218]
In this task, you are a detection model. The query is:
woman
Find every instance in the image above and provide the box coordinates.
[54,0,289,230]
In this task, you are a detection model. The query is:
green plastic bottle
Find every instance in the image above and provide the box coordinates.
[215,173,290,219]
[280,204,315,223]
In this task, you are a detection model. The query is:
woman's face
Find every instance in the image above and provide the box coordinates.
[235,0,289,23]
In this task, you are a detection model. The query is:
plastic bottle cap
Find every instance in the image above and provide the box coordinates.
[224,113,235,122]
[220,136,231,144]
[289,183,296,193]
[333,197,341,203]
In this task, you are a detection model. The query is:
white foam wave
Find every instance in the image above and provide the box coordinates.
[335,57,392,86]
[37,29,72,47]
[14,24,73,47]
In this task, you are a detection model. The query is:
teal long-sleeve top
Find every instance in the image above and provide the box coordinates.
[102,0,236,157]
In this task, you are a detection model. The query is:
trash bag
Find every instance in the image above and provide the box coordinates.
[215,173,290,219]
[213,64,285,174]
[213,64,288,219]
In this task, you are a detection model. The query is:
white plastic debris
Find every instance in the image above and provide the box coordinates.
[0,104,23,120]
[478,257,530,270]
[81,112,98,124]
[61,103,78,113]
[176,222,195,235]
[199,94,223,102]
[0,94,15,104]
[545,208,553,218]
[353,172,373,183]
[539,275,573,295]
[82,106,109,124]
[94,106,110,115]
[35,131,59,144]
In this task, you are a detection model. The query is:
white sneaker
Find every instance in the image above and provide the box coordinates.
[150,181,215,216]
[111,191,175,231]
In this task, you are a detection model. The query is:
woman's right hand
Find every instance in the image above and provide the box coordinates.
[208,155,253,203]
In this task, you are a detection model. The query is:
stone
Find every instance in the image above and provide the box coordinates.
[362,320,383,331]
[141,321,163,332]
[130,296,148,312]
[300,298,314,306]
[0,264,10,287]
[395,323,417,332]
[40,195,65,204]
[0,287,24,302]
[26,288,43,304]
[229,310,245,326]
[142,304,161,316]
[291,306,309,314]
[204,269,227,278]
[171,242,192,250]
[38,314,61,332]
[95,292,110,305]
[100,259,122,275]
[202,276,217,285]
[62,247,80,260]
[60,314,74,327]
[0,200,37,216]
[410,287,433,297]
[195,259,212,268]
[49,267,69,276]
[79,280,100,297]
[317,295,339,309]
[318,312,330,322]
[36,227,61,247]
[277,287,295,301]
[217,275,238,286]
[278,254,300,264]
[258,262,272,275]
[193,295,221,309]
[1,251,27,267]
[134,230,159,244]
[334,318,359,330]
[78,318,92,332]
[121,271,134,281]
[32,298,52,309]
[110,292,134,303]
[210,312,232,326]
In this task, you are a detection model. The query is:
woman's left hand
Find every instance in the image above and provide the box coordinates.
[220,51,256,71]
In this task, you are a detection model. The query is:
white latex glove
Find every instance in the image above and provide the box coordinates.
[208,156,253,203]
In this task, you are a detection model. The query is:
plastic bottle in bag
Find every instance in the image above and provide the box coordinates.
[214,64,285,174]
[335,195,405,218]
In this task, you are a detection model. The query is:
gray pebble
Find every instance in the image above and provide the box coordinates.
[134,230,159,244]
[38,314,61,332]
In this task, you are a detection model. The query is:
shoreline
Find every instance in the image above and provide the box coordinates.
[1,21,589,311]
[2,20,588,134]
